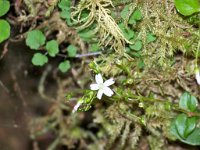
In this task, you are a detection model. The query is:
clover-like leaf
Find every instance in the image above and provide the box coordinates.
[0,19,10,43]
[46,40,59,57]
[59,60,71,73]
[179,92,198,112]
[67,45,77,57]
[129,40,143,51]
[32,53,48,66]
[0,0,10,17]
[26,30,46,50]
[174,0,200,16]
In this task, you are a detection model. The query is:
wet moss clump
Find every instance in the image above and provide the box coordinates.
[10,0,200,149]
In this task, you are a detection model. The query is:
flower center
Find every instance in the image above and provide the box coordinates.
[98,83,104,90]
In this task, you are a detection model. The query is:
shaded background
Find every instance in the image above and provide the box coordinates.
[0,41,54,150]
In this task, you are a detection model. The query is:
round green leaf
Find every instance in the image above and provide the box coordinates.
[0,0,10,17]
[174,0,200,16]
[0,19,10,43]
[175,114,197,139]
[179,92,198,112]
[46,40,59,57]
[32,53,48,66]
[171,115,200,145]
[129,40,143,51]
[59,60,71,73]
[67,45,77,57]
[26,30,46,50]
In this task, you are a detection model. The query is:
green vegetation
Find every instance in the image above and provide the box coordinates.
[0,0,10,43]
[2,0,200,149]
[170,92,200,145]
[174,0,200,16]
[26,30,46,50]
[25,29,77,73]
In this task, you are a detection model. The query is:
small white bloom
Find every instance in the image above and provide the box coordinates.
[72,101,82,113]
[90,74,115,99]
[195,68,200,85]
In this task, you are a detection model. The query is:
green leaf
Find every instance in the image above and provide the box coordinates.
[58,0,71,10]
[129,8,142,24]
[184,117,197,138]
[59,60,71,73]
[179,92,198,112]
[78,30,95,41]
[129,51,142,58]
[0,19,10,43]
[129,40,143,51]
[46,40,59,57]
[58,0,72,25]
[67,45,77,57]
[138,60,145,69]
[78,25,97,41]
[89,43,100,52]
[26,30,46,50]
[147,33,157,43]
[32,53,48,66]
[174,0,200,16]
[125,47,131,53]
[118,23,135,40]
[171,114,200,145]
[175,114,187,139]
[175,114,196,139]
[60,9,70,19]
[0,0,10,17]
[60,8,72,25]
[120,5,130,19]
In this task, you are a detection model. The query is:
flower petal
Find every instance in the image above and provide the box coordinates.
[95,74,103,84]
[103,86,114,97]
[195,69,200,85]
[104,78,115,86]
[90,84,99,90]
[97,89,104,99]
[72,101,82,113]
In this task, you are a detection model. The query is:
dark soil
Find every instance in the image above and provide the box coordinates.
[0,41,54,150]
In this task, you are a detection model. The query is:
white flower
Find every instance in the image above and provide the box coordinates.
[90,74,115,99]
[72,101,82,113]
[195,68,200,85]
